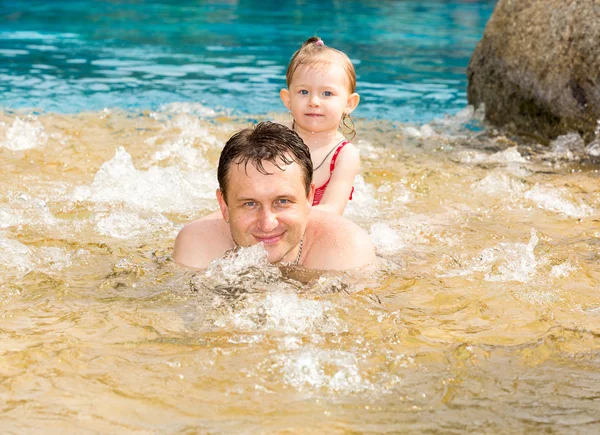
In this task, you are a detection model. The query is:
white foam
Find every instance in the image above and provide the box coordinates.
[524,184,593,218]
[343,175,379,219]
[4,194,59,227]
[483,229,539,282]
[402,126,422,138]
[281,347,366,393]
[439,228,540,283]
[0,206,19,229]
[74,147,216,214]
[550,262,576,278]
[204,243,276,283]
[419,124,436,138]
[36,246,73,271]
[215,290,345,335]
[0,236,35,275]
[488,147,527,164]
[1,116,48,150]
[472,173,526,198]
[96,211,175,239]
[149,116,219,170]
[156,102,217,117]
[370,222,405,254]
[455,149,489,164]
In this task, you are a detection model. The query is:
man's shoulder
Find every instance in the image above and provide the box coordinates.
[305,210,375,270]
[173,215,232,269]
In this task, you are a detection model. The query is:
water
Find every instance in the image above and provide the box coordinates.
[2,1,600,434]
[1,0,493,122]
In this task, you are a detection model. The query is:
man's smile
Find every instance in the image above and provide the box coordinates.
[254,233,284,245]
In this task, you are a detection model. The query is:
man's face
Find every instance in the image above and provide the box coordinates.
[217,159,314,264]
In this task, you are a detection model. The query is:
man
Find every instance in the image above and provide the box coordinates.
[173,121,376,270]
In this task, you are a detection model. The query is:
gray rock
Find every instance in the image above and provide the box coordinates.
[467,0,600,144]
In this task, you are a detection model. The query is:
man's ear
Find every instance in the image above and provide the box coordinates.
[280,88,291,110]
[307,183,315,210]
[216,189,230,223]
[345,92,360,114]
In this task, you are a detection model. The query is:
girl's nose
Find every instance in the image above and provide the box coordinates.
[309,95,320,107]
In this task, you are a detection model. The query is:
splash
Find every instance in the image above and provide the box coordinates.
[73,146,216,214]
[0,206,19,229]
[472,173,526,198]
[148,113,220,170]
[0,236,35,275]
[2,193,59,228]
[223,291,344,334]
[155,102,217,117]
[439,228,540,283]
[524,184,593,218]
[96,211,175,239]
[370,222,405,254]
[1,116,48,150]
[344,175,379,219]
[280,347,368,393]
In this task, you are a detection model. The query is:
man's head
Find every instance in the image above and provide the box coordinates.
[217,122,313,204]
[215,122,315,264]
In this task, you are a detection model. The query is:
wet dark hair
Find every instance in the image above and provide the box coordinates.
[217,122,313,203]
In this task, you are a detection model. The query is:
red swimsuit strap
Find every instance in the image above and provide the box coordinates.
[328,140,350,173]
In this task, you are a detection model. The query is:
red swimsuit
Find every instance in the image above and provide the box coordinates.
[312,140,355,206]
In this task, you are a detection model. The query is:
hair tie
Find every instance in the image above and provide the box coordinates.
[315,39,324,46]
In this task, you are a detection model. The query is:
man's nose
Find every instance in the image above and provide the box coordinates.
[258,207,278,232]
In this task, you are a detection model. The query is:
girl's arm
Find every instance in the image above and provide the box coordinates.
[311,143,360,215]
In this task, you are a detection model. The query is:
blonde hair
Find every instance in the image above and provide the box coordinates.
[285,36,357,94]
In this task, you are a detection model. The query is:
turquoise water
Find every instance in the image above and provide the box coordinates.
[1,0,495,122]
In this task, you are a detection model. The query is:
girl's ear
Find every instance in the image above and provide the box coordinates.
[345,92,360,114]
[280,88,291,110]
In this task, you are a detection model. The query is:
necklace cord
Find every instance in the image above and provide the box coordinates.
[313,139,345,172]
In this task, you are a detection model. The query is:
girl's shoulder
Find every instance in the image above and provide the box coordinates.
[334,140,360,163]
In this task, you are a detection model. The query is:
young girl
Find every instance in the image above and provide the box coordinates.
[280,36,360,215]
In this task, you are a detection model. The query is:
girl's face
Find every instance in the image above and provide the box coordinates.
[280,63,359,137]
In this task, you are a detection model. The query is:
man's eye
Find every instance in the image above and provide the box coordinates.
[244,201,257,208]
[276,199,291,206]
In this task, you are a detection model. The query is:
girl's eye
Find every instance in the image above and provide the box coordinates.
[323,91,333,97]
[299,90,309,95]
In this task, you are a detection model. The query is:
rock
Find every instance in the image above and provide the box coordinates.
[467,0,600,144]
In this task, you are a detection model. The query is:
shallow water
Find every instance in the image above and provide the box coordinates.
[1,106,600,433]
[3,0,600,433]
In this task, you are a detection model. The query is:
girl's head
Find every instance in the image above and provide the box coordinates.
[285,36,356,94]
[281,37,360,139]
